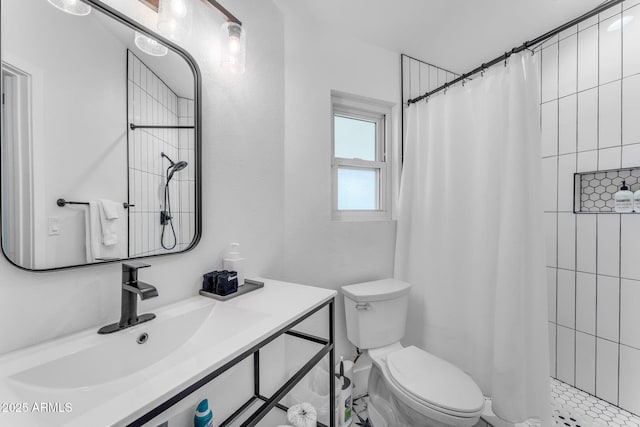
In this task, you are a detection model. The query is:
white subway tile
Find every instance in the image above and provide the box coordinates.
[600,4,622,21]
[575,331,596,395]
[621,215,640,280]
[599,80,622,149]
[623,75,640,146]
[597,275,620,341]
[558,155,576,212]
[559,95,577,155]
[576,214,597,273]
[598,146,622,170]
[542,44,559,103]
[600,15,623,84]
[578,15,599,32]
[596,337,619,404]
[620,345,640,414]
[559,35,578,97]
[542,157,558,211]
[623,6,640,77]
[546,213,558,267]
[557,213,576,269]
[624,0,640,10]
[597,214,620,276]
[622,144,640,168]
[548,268,557,323]
[578,26,599,91]
[542,34,559,49]
[577,150,597,173]
[620,279,640,348]
[557,269,576,328]
[577,88,598,152]
[559,25,577,40]
[576,272,597,334]
[549,323,557,377]
[542,101,559,157]
[557,325,575,385]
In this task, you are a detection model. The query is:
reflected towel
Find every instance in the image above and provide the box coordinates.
[85,201,126,262]
[287,403,317,427]
[99,198,120,219]
[98,199,124,246]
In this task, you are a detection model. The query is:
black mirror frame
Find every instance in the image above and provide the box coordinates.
[0,0,202,271]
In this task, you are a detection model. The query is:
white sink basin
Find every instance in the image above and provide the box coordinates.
[10,298,266,389]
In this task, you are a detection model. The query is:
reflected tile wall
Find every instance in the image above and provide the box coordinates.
[127,51,195,257]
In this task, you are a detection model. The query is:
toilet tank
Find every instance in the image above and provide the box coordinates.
[342,279,411,350]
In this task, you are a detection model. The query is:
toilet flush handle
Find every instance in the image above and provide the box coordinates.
[356,303,371,311]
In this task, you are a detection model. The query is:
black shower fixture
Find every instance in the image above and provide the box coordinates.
[160,152,188,250]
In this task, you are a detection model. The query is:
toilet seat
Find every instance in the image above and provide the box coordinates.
[387,346,484,416]
[371,345,484,423]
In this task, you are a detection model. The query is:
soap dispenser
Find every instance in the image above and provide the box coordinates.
[615,180,634,213]
[223,243,245,286]
[634,187,640,213]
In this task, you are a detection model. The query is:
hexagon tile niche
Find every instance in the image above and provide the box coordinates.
[574,168,640,213]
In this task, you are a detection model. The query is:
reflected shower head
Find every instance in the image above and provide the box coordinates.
[172,161,188,172]
[161,152,188,183]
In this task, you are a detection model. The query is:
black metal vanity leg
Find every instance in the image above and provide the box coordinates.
[254,350,260,397]
[329,298,335,427]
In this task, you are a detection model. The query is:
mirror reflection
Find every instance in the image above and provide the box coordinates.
[1,0,199,270]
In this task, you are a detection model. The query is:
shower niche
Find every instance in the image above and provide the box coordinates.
[573,167,640,213]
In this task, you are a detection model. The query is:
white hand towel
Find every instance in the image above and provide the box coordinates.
[98,199,124,246]
[85,201,126,262]
[99,198,121,219]
[287,403,317,427]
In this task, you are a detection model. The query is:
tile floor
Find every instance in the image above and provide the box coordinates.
[351,378,640,427]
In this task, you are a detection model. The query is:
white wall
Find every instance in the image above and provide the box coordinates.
[3,0,129,268]
[0,0,285,355]
[274,3,400,359]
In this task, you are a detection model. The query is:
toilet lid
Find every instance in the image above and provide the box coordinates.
[387,346,484,415]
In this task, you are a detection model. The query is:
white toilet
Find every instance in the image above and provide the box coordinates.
[342,279,484,427]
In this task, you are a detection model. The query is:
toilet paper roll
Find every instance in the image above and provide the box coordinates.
[287,402,317,427]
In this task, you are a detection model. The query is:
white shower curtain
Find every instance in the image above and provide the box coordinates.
[395,52,550,425]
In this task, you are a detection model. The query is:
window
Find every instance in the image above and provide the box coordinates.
[332,91,392,220]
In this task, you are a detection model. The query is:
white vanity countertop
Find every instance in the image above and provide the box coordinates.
[0,279,336,427]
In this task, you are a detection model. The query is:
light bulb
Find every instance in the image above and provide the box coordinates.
[158,0,193,42]
[229,36,240,54]
[220,22,246,74]
[134,31,168,57]
[171,0,188,18]
[47,0,91,16]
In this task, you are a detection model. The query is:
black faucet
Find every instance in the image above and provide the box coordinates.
[98,262,158,334]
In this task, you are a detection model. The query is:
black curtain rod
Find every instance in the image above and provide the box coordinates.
[407,0,625,105]
[129,124,195,130]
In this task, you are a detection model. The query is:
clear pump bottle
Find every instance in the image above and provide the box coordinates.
[615,181,634,213]
[223,243,245,286]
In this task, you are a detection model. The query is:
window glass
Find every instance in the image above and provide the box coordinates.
[334,115,376,161]
[337,167,378,210]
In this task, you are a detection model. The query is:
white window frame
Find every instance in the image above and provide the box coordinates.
[331,91,393,221]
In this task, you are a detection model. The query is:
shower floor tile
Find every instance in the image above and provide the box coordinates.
[351,378,640,427]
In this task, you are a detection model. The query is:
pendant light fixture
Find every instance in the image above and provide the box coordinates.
[134,31,169,57]
[220,21,246,74]
[158,0,193,42]
[47,0,91,16]
[138,0,246,73]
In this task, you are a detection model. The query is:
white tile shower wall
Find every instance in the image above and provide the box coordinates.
[127,51,195,257]
[542,2,640,414]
